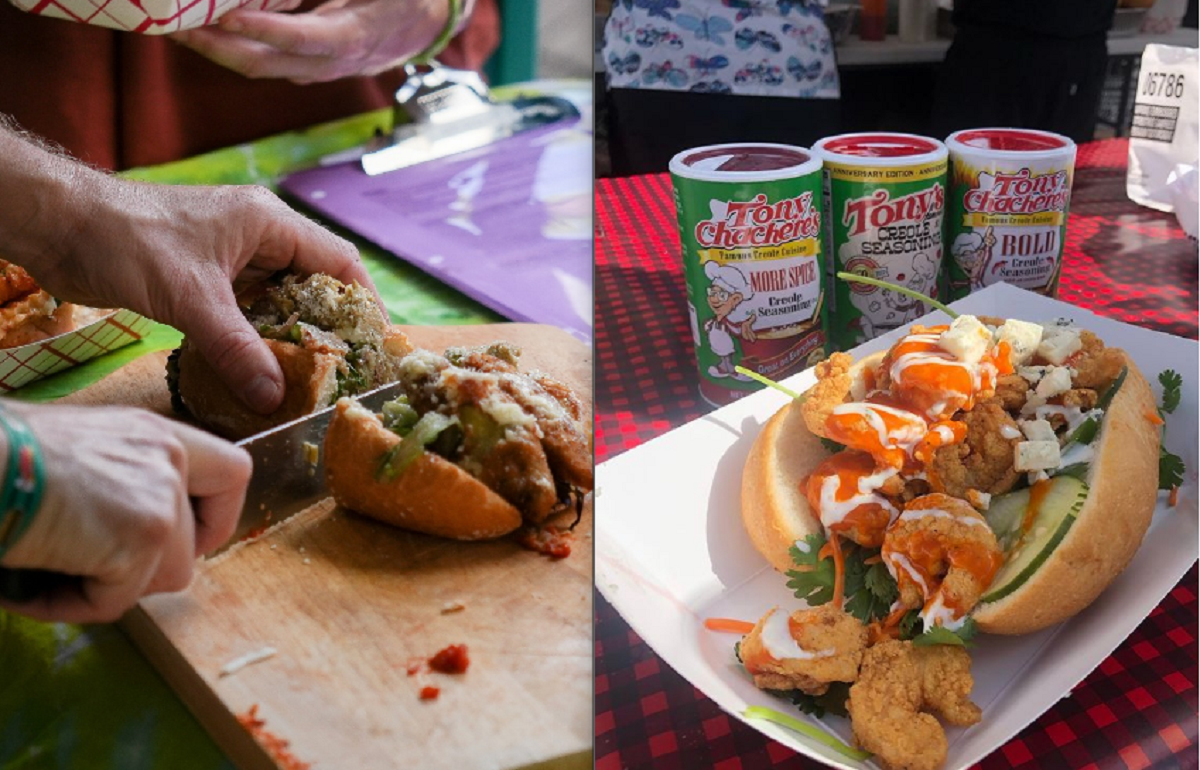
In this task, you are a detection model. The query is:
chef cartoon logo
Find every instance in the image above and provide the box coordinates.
[703,261,757,380]
[952,226,997,290]
[846,250,940,342]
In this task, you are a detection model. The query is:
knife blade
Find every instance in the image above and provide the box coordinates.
[0,385,408,602]
[213,382,406,556]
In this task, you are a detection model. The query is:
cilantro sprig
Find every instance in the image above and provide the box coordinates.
[1156,369,1186,492]
[786,533,898,624]
[1159,369,1182,415]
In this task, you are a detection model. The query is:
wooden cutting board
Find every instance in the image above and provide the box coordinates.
[59,324,593,770]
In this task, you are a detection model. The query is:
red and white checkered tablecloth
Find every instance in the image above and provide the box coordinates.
[594,138,1199,770]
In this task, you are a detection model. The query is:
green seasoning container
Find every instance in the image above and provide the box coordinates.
[669,144,827,407]
[945,128,1076,300]
[813,133,948,351]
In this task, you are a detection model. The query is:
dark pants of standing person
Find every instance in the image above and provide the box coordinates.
[606,88,842,177]
[931,25,1108,144]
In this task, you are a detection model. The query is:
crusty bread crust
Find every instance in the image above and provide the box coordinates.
[177,339,340,440]
[740,351,884,573]
[324,398,523,540]
[973,353,1160,634]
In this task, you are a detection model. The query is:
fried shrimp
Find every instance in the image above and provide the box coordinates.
[848,640,981,770]
[800,352,856,438]
[881,494,1003,631]
[928,401,1022,498]
[739,605,867,695]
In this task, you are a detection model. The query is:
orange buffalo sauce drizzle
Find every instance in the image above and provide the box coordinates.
[1021,479,1053,539]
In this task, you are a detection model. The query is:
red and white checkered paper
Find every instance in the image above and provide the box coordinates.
[0,308,151,392]
[8,0,292,34]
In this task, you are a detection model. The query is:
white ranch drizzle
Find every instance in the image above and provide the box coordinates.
[999,424,1022,440]
[884,553,929,596]
[759,609,836,662]
[818,466,900,530]
[895,507,989,528]
[920,595,967,633]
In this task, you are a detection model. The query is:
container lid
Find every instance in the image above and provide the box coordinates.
[946,128,1076,156]
[669,143,821,182]
[814,132,947,166]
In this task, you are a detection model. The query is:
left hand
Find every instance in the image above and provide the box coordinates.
[171,0,450,84]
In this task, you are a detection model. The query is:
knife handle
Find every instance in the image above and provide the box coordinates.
[0,567,76,604]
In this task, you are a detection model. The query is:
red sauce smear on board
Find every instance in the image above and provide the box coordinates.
[419,686,441,701]
[236,705,312,770]
[517,525,573,559]
[428,644,470,674]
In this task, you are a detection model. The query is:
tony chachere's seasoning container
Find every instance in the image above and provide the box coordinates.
[813,133,948,351]
[669,144,827,407]
[945,128,1076,300]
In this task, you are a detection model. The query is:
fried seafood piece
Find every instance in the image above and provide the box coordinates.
[448,344,593,491]
[800,352,856,438]
[391,347,592,524]
[1059,388,1099,410]
[993,373,1029,411]
[1068,331,1125,391]
[739,605,867,696]
[0,261,39,305]
[928,401,1021,499]
[848,640,981,770]
[881,494,1003,629]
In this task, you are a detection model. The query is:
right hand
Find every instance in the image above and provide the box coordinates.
[0,403,251,624]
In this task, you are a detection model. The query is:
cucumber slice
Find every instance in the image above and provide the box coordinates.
[980,476,1089,604]
[984,487,1030,552]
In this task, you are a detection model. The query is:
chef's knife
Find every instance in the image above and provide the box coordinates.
[213,381,406,556]
[0,383,405,601]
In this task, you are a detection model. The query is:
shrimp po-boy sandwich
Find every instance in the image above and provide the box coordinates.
[742,312,1168,637]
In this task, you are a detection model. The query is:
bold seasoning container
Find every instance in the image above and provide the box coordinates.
[669,144,827,407]
[813,133,948,351]
[945,128,1076,300]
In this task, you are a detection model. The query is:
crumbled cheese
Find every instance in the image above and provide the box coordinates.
[1020,418,1057,442]
[1035,366,1074,399]
[966,489,992,511]
[996,319,1043,366]
[938,315,992,364]
[1028,470,1051,484]
[999,424,1022,440]
[219,646,278,677]
[1014,440,1061,471]
[1037,325,1082,365]
[1017,365,1049,385]
[301,442,319,466]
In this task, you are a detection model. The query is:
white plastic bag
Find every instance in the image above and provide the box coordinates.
[1126,44,1199,228]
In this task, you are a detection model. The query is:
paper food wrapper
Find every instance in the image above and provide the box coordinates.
[0,308,151,392]
[7,0,292,34]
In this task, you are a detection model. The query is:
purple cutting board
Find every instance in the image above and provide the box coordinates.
[281,121,593,343]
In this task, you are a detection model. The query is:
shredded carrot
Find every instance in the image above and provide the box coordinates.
[1147,410,1165,426]
[829,535,846,609]
[863,554,882,565]
[817,541,835,561]
[866,605,909,645]
[1169,486,1179,507]
[704,617,756,634]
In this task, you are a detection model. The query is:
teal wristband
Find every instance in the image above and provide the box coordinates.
[410,0,464,65]
[0,405,45,560]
